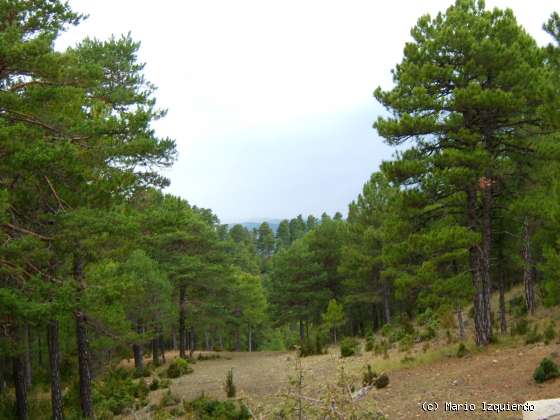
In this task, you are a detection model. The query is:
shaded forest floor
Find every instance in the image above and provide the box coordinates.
[122,339,560,419]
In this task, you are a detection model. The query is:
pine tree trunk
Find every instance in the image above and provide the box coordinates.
[159,333,166,363]
[299,320,305,341]
[0,357,6,394]
[382,281,391,324]
[498,261,508,334]
[37,335,42,368]
[152,338,159,366]
[481,182,493,341]
[74,254,94,418]
[76,311,93,418]
[179,285,187,359]
[47,320,64,420]
[190,328,195,353]
[13,353,28,420]
[235,329,241,352]
[132,321,143,372]
[523,217,536,315]
[172,331,177,350]
[23,323,32,392]
[456,306,465,341]
[248,326,252,352]
[376,304,383,328]
[333,327,337,344]
[468,188,491,346]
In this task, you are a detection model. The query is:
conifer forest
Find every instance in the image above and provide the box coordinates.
[3,1,560,419]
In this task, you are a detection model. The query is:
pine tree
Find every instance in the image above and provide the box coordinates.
[374,0,557,345]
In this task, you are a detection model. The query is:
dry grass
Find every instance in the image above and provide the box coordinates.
[121,293,560,418]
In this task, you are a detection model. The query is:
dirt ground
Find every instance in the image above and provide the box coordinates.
[126,339,560,419]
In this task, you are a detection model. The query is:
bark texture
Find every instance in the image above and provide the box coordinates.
[47,320,64,420]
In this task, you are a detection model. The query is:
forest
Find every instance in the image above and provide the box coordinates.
[3,0,560,419]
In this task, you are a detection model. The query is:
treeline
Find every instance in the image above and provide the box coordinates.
[266,1,560,349]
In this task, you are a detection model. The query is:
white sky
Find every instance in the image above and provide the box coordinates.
[59,1,555,223]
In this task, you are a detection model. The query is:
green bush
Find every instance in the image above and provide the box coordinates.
[544,321,556,344]
[511,318,529,336]
[380,324,392,337]
[0,395,52,420]
[373,339,390,359]
[298,332,325,357]
[166,358,193,378]
[198,353,222,361]
[418,322,437,341]
[525,325,542,345]
[456,343,469,358]
[417,308,434,325]
[90,368,150,415]
[184,395,251,419]
[365,334,375,352]
[160,390,180,407]
[400,355,415,364]
[362,364,377,387]
[224,368,236,398]
[340,337,360,358]
[509,295,528,317]
[533,358,560,383]
[374,373,389,389]
[398,335,414,352]
[150,377,160,391]
[132,365,152,379]
[543,279,560,307]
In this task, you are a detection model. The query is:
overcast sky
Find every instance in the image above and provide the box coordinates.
[58,1,555,223]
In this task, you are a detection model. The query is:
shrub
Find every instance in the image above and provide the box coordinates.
[374,373,389,389]
[398,335,414,352]
[365,334,375,352]
[340,337,360,358]
[91,368,150,415]
[166,358,193,378]
[509,295,528,317]
[401,356,415,364]
[298,332,325,357]
[456,343,469,358]
[184,395,251,419]
[533,358,560,383]
[544,321,556,344]
[387,326,410,343]
[380,324,392,337]
[198,353,221,361]
[149,378,160,391]
[511,318,529,336]
[438,309,456,330]
[224,368,236,398]
[525,325,542,345]
[417,308,434,325]
[362,364,377,387]
[160,390,180,407]
[418,323,437,342]
[374,339,390,359]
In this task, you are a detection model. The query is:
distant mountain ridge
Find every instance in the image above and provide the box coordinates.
[226,219,283,232]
